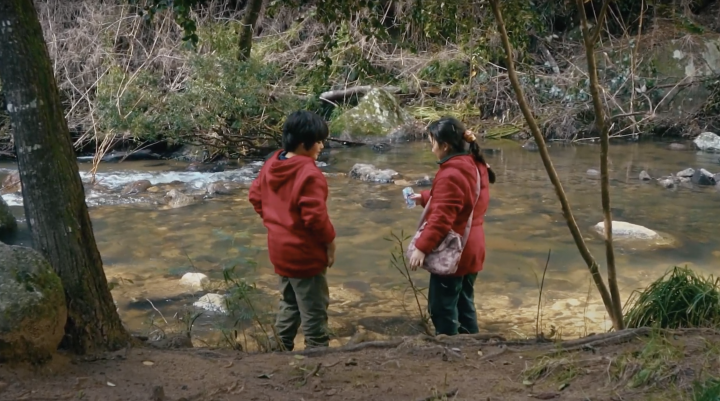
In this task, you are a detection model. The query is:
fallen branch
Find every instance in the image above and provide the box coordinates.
[319,85,403,103]
[300,363,322,386]
[543,327,651,355]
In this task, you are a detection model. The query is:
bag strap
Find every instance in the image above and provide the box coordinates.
[460,167,482,247]
[416,167,483,244]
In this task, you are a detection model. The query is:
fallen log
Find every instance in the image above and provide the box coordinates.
[319,85,403,103]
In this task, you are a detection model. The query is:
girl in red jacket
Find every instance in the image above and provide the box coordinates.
[408,117,496,336]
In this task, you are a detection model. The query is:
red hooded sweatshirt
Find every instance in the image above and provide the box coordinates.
[248,151,336,278]
[415,154,491,277]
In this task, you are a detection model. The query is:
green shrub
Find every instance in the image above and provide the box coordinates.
[93,24,304,153]
[624,266,720,329]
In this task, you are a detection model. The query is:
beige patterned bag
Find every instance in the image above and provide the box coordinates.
[406,168,481,275]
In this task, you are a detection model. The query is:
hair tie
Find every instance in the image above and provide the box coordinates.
[464,130,477,143]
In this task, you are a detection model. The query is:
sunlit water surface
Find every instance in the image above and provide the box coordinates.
[2,140,719,345]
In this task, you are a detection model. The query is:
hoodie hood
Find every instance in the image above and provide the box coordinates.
[264,151,317,191]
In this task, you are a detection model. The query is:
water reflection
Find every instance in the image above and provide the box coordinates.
[2,140,719,341]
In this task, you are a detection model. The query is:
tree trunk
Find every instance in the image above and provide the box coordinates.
[488,0,622,330]
[0,0,129,354]
[576,0,625,330]
[237,0,264,61]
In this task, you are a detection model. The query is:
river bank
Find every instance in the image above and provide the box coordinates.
[1,328,718,401]
[2,1,720,160]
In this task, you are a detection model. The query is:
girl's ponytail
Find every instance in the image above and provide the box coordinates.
[468,138,496,184]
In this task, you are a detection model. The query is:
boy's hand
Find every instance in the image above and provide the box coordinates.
[409,193,422,200]
[326,241,336,268]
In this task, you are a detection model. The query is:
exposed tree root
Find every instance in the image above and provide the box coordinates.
[291,328,659,358]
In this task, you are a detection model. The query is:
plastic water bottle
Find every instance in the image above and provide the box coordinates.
[402,187,416,209]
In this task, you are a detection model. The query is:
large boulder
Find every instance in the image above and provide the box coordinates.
[329,88,422,142]
[0,196,16,238]
[594,221,661,240]
[694,132,720,152]
[593,221,676,249]
[348,163,399,184]
[0,243,66,363]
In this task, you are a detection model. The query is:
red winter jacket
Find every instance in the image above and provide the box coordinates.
[415,154,491,277]
[248,151,336,278]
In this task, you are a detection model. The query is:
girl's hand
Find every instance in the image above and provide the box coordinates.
[409,249,426,271]
[409,193,422,200]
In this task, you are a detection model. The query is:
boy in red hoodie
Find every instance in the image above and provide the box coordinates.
[249,110,336,351]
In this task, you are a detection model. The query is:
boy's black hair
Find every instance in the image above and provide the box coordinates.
[282,110,329,152]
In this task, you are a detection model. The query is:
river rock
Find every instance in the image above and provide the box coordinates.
[193,293,227,314]
[593,221,661,240]
[677,168,695,178]
[169,145,209,162]
[0,243,66,363]
[693,132,720,152]
[165,189,202,208]
[206,181,232,196]
[522,139,539,151]
[1,171,20,194]
[639,170,652,181]
[329,88,420,142]
[691,168,716,186]
[0,196,16,238]
[658,177,676,189]
[668,143,688,151]
[348,163,398,183]
[179,272,210,292]
[121,180,152,195]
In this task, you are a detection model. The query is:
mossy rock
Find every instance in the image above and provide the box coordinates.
[329,88,421,142]
[0,243,66,364]
[0,196,16,239]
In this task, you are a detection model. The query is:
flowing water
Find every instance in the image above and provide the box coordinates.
[2,140,720,345]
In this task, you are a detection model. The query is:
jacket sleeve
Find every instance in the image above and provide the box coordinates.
[414,173,465,254]
[297,171,336,244]
[248,170,264,218]
[418,190,431,208]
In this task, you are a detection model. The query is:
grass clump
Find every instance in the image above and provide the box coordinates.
[624,266,720,329]
[611,333,684,389]
[693,377,720,401]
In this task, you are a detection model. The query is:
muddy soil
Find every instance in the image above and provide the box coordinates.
[0,329,718,401]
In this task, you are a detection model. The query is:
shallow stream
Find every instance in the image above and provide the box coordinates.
[2,140,719,345]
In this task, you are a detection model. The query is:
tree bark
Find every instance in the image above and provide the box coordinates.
[576,0,625,330]
[488,0,622,330]
[0,0,129,353]
[237,0,264,61]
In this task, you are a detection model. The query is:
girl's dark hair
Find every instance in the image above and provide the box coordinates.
[427,116,496,184]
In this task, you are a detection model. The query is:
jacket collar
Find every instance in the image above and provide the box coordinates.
[437,151,468,165]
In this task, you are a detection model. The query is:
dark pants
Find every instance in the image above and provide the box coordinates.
[274,272,330,351]
[428,273,479,335]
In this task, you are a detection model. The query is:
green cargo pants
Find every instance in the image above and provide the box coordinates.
[274,272,330,351]
[428,273,480,336]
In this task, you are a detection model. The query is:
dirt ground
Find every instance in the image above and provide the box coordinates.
[1,329,718,401]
